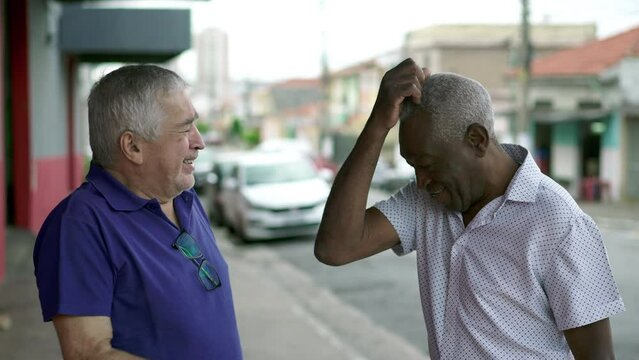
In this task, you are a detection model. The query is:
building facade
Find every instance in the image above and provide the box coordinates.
[321,24,598,166]
[250,79,324,148]
[527,26,639,201]
[1,0,193,282]
[325,59,395,164]
[404,24,598,141]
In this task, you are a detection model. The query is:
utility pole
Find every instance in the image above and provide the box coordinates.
[319,0,332,160]
[515,0,532,148]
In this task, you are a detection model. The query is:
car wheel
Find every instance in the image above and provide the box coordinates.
[216,205,226,226]
[207,205,217,224]
[209,204,224,227]
[236,219,252,244]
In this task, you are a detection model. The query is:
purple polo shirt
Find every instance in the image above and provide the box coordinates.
[34,163,243,359]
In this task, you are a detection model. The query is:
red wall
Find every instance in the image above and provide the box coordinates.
[30,155,85,234]
[9,0,31,232]
[0,0,6,283]
[0,1,85,282]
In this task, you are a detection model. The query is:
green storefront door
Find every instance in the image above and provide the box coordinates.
[627,116,639,200]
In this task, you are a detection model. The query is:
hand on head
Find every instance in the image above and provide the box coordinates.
[371,58,430,131]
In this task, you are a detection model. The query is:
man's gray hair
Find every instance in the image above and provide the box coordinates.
[88,64,188,167]
[400,72,496,142]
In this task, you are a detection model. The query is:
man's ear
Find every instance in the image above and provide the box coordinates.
[465,123,490,157]
[119,131,144,165]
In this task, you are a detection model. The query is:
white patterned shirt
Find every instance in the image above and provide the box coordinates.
[375,144,625,359]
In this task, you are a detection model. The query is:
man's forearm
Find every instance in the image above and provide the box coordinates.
[315,119,389,264]
[564,318,615,360]
[58,341,145,360]
[93,348,146,360]
[315,58,426,265]
[53,315,146,360]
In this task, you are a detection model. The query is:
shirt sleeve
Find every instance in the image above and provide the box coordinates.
[374,181,418,256]
[545,214,625,330]
[38,215,115,321]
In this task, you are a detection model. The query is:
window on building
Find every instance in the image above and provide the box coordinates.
[534,99,553,111]
[578,100,602,110]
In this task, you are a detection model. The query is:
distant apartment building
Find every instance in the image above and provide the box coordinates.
[194,28,231,126]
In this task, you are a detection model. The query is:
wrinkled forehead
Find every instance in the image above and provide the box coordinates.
[399,107,459,160]
[159,90,197,124]
[162,88,194,108]
[400,110,435,154]
[399,107,436,139]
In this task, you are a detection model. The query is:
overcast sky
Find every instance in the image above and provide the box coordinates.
[134,0,638,82]
[184,0,639,82]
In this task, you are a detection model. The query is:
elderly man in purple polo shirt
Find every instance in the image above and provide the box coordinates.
[315,58,624,359]
[33,65,242,359]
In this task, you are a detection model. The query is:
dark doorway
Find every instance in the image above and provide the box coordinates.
[626,116,639,200]
[580,120,603,200]
[2,0,10,226]
[534,123,552,175]
[581,121,601,177]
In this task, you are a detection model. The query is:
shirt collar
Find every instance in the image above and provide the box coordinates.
[86,162,194,212]
[501,144,542,203]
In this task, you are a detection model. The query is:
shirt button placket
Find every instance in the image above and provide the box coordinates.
[442,233,466,358]
[145,202,166,220]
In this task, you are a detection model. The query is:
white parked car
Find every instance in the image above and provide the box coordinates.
[204,150,247,226]
[221,152,330,242]
[193,147,216,194]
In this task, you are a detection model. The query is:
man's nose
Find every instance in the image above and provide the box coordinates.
[415,170,432,189]
[190,125,205,150]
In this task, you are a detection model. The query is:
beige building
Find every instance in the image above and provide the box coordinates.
[404,24,597,140]
[325,58,400,164]
[248,79,324,148]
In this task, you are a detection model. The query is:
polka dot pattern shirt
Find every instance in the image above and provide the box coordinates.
[375,144,625,359]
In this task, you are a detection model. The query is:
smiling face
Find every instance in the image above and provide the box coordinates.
[399,107,485,212]
[139,89,204,201]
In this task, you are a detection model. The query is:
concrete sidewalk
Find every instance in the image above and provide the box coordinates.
[578,200,639,221]
[0,227,59,360]
[1,199,636,359]
[0,226,423,360]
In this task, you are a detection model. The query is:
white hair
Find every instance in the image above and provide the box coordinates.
[87,65,188,167]
[400,72,496,142]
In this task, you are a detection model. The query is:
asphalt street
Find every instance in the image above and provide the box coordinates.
[217,189,639,359]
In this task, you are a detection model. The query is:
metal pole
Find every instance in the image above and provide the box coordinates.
[516,0,532,148]
[319,0,331,158]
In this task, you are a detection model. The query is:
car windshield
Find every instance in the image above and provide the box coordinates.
[245,160,317,185]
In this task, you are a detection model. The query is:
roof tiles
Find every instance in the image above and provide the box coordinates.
[532,25,639,76]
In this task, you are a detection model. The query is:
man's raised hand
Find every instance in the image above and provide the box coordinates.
[370,58,429,131]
